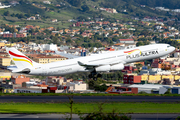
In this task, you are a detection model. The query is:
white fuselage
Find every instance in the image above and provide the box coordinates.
[30,44,175,76]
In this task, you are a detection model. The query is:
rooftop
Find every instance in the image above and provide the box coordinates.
[26,54,66,59]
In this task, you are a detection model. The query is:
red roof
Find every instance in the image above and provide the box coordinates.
[119,39,134,41]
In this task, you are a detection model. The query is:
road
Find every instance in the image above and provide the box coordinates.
[0,96,180,102]
[0,113,179,120]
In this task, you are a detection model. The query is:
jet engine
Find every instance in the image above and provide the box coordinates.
[96,65,111,72]
[95,63,124,72]
[110,63,124,71]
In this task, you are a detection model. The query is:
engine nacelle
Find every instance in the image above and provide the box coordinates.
[96,65,111,72]
[95,63,124,72]
[110,63,124,71]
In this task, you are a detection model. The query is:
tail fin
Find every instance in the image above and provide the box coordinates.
[6,47,39,69]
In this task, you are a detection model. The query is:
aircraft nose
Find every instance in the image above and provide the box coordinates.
[171,46,175,52]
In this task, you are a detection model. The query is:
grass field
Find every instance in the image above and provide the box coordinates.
[0,102,180,114]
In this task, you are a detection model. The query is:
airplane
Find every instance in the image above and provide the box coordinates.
[6,43,175,80]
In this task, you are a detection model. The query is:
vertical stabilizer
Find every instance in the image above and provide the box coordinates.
[6,47,39,69]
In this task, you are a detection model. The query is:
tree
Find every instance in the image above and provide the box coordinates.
[67,0,82,7]
[136,41,144,46]
[52,37,58,44]
[56,27,60,31]
[94,84,107,92]
[135,63,143,72]
[81,5,90,12]
[4,11,10,16]
[66,37,72,45]
[88,80,95,89]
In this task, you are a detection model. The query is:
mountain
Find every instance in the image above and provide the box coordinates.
[133,0,180,9]
[0,0,179,27]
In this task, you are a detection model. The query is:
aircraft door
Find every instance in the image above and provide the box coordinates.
[159,47,164,52]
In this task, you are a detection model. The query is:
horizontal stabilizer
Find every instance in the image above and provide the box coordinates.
[12,68,30,74]
[55,50,80,59]
[7,65,17,71]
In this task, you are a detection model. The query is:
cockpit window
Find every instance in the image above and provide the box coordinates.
[167,45,170,48]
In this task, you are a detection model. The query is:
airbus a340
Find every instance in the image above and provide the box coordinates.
[6,44,175,80]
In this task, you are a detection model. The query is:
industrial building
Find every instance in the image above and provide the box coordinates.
[129,84,170,94]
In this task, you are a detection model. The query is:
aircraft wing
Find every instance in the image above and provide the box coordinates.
[78,61,100,67]
[78,59,126,68]
[55,50,80,59]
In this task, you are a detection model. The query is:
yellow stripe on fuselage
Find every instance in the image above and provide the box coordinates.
[13,58,33,66]
[128,50,141,55]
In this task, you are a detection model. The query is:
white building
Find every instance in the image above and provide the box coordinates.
[174,50,180,58]
[14,87,46,93]
[139,68,171,75]
[43,1,51,4]
[129,84,170,94]
[41,44,58,51]
[0,2,11,9]
[66,82,87,91]
[172,9,180,13]
[128,28,135,31]
[112,27,118,30]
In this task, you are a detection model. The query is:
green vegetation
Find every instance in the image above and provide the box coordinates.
[134,0,180,9]
[0,102,179,113]
[1,0,179,27]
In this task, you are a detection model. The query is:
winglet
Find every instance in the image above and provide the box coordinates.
[78,61,85,66]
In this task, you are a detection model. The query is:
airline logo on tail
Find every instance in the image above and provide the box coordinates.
[124,49,141,55]
[9,51,33,66]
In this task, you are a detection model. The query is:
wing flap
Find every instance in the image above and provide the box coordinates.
[78,61,102,67]
[78,60,126,68]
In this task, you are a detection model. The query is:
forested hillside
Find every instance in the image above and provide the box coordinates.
[133,0,180,9]
[0,0,179,27]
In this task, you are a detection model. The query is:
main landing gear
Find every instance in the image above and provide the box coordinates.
[88,71,102,81]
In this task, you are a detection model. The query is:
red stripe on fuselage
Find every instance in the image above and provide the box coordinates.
[9,51,32,63]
